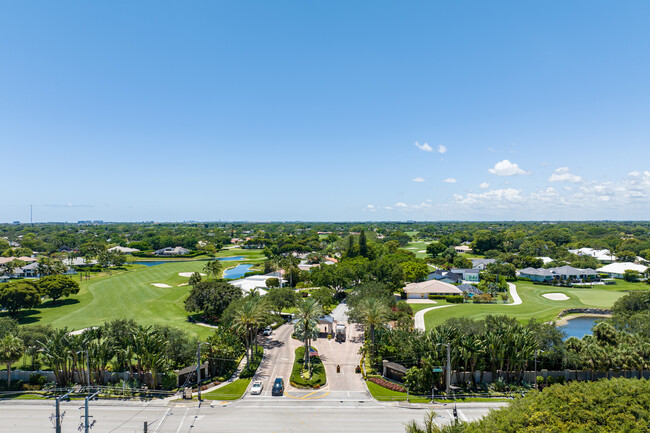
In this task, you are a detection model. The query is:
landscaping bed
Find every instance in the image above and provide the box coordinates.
[289,347,327,388]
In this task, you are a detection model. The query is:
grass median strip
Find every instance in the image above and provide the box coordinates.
[200,378,251,401]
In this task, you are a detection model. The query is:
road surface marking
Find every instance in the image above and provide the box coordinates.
[175,408,189,433]
[153,407,171,432]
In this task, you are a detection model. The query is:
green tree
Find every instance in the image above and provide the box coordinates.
[356,297,391,355]
[294,297,323,369]
[0,282,41,315]
[426,242,446,257]
[38,275,80,303]
[400,261,429,282]
[359,229,369,258]
[184,281,242,320]
[230,296,269,366]
[0,334,24,389]
[188,272,202,288]
[203,260,223,281]
[266,287,298,316]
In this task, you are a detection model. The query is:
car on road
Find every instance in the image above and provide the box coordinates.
[250,380,263,395]
[271,378,284,396]
[263,326,272,336]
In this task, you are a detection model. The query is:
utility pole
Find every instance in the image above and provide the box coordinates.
[534,350,538,389]
[86,350,91,387]
[446,343,451,396]
[143,421,148,432]
[83,390,100,433]
[196,342,209,402]
[54,391,71,433]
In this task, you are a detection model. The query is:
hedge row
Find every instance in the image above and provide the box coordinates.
[290,347,327,388]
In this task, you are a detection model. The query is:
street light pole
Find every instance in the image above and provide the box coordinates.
[434,343,452,396]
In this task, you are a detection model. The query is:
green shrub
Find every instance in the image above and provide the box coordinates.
[28,373,47,387]
[290,347,327,388]
[445,295,464,303]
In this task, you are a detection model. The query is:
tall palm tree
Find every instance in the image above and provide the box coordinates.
[295,298,323,369]
[203,260,222,281]
[0,334,25,389]
[357,297,391,356]
[231,296,269,366]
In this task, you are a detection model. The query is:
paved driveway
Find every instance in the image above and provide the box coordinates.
[249,323,299,397]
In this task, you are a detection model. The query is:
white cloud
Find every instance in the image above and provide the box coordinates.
[549,167,583,183]
[394,202,408,208]
[479,182,490,189]
[488,160,530,176]
[443,178,457,183]
[437,145,447,154]
[411,177,425,183]
[453,188,523,206]
[414,141,433,152]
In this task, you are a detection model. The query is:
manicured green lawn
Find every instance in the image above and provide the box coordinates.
[401,241,431,258]
[4,254,263,338]
[365,381,430,403]
[423,281,635,330]
[409,301,450,313]
[200,378,251,400]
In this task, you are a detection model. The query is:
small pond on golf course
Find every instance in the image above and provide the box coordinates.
[224,264,253,279]
[560,316,602,339]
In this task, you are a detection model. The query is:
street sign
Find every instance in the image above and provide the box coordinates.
[432,366,444,373]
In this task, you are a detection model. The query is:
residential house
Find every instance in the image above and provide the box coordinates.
[596,262,648,279]
[470,258,496,270]
[427,269,463,284]
[454,245,473,254]
[403,280,463,299]
[107,246,140,254]
[457,284,483,297]
[450,268,480,282]
[154,246,190,256]
[518,265,598,282]
[568,248,617,263]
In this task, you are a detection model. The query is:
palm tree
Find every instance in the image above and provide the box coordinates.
[295,297,323,369]
[188,272,202,288]
[231,296,269,366]
[357,297,390,356]
[0,334,25,389]
[203,260,222,281]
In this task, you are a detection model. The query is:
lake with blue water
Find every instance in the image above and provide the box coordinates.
[224,264,253,279]
[560,316,602,339]
[135,256,245,267]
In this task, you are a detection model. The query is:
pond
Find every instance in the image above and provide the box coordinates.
[135,256,245,267]
[560,316,603,339]
[224,264,254,280]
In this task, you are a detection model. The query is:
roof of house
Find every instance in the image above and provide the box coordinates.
[568,248,616,262]
[454,245,472,251]
[597,262,648,274]
[403,279,463,295]
[457,284,483,295]
[519,266,598,277]
[451,268,480,274]
[108,246,140,253]
[470,258,496,266]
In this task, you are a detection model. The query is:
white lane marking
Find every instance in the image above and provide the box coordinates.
[457,408,468,422]
[153,407,171,433]
[175,408,189,433]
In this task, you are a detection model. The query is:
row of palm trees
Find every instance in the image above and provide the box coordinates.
[37,326,172,388]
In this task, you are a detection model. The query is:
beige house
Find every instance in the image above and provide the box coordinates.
[454,245,472,254]
[403,280,463,299]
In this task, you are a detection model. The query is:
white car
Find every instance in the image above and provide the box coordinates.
[250,380,263,395]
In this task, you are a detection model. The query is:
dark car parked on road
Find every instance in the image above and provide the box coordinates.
[271,378,284,396]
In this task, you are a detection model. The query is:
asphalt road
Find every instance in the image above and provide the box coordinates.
[0,400,504,433]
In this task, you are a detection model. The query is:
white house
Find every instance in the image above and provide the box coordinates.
[568,248,616,263]
[403,280,463,299]
[597,262,648,279]
[108,246,140,254]
[454,245,472,254]
[154,246,190,256]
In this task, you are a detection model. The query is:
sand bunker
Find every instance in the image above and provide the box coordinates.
[151,283,172,288]
[418,250,426,253]
[178,283,189,287]
[178,272,206,278]
[542,293,570,301]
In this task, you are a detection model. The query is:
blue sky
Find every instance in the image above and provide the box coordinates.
[1,1,649,222]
